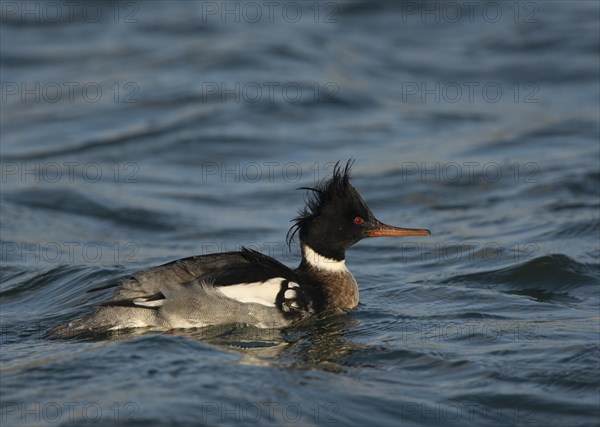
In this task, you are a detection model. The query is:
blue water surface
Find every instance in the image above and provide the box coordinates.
[1,2,599,426]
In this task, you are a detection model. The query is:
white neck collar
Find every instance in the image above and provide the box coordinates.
[301,245,348,273]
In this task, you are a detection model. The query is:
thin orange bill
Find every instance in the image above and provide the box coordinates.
[367,222,431,237]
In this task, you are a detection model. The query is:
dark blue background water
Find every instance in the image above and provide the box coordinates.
[1,1,599,426]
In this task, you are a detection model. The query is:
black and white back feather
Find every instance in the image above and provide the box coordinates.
[48,248,314,338]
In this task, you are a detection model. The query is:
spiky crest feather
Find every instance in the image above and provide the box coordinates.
[287,159,368,248]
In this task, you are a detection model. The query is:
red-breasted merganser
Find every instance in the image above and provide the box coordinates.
[48,161,430,338]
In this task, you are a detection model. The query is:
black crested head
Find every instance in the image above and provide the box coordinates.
[286,159,375,260]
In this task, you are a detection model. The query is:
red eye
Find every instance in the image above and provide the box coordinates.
[354,217,364,225]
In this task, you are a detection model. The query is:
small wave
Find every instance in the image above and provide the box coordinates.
[0,265,86,300]
[0,265,125,309]
[523,119,600,140]
[444,254,599,305]
[446,254,598,288]
[541,220,599,239]
[6,188,177,231]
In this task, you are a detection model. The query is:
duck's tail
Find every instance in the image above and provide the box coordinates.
[45,306,156,339]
